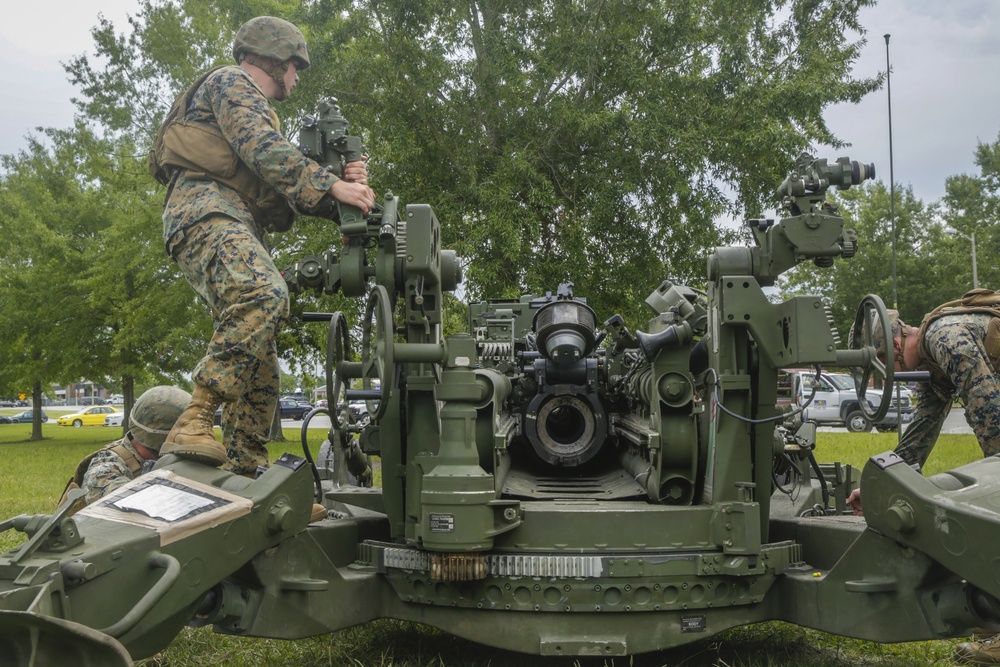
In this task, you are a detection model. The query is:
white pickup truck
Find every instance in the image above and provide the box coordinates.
[777,369,914,433]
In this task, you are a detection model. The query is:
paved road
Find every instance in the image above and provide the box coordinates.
[940,406,973,434]
[293,410,977,436]
[33,409,334,432]
[43,406,975,437]
[818,406,972,435]
[281,415,331,430]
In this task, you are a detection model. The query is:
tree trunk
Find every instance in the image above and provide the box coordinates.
[122,375,135,437]
[31,380,43,441]
[268,405,285,442]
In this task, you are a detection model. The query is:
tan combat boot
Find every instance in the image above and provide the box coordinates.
[955,634,1000,664]
[161,386,227,466]
[310,503,328,522]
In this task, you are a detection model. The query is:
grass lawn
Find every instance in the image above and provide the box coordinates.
[0,421,312,551]
[0,423,982,666]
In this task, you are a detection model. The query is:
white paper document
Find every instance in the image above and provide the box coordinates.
[112,484,217,521]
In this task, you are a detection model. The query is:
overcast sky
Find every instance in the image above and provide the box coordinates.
[1,0,998,207]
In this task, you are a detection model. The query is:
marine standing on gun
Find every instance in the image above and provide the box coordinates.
[151,16,375,473]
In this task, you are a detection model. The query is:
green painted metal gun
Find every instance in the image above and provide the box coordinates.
[5,149,1000,665]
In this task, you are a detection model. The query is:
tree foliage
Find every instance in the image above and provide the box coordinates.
[940,132,1000,292]
[65,0,881,327]
[0,0,990,441]
[0,126,209,435]
[0,135,93,437]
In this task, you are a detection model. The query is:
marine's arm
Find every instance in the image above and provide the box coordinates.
[80,450,136,505]
[204,69,373,213]
[932,320,1000,456]
[893,383,950,468]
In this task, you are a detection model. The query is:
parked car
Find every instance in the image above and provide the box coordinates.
[77,397,108,406]
[57,406,118,427]
[279,399,313,420]
[349,401,372,425]
[332,401,374,425]
[104,412,125,427]
[0,400,14,408]
[777,369,914,432]
[0,416,12,424]
[9,410,47,423]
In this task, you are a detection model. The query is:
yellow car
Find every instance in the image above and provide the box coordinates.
[57,406,119,427]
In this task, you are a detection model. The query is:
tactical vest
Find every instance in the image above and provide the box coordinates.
[57,441,145,515]
[916,288,1000,382]
[147,66,296,232]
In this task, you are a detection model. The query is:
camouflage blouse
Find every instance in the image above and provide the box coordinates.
[81,437,152,505]
[163,66,337,251]
[895,313,1000,467]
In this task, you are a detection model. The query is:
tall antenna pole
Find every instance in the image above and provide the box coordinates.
[885,34,897,311]
[885,34,902,445]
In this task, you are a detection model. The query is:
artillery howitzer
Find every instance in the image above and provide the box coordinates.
[4,112,1000,665]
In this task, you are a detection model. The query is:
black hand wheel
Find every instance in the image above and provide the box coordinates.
[361,286,393,421]
[325,312,353,430]
[847,294,894,423]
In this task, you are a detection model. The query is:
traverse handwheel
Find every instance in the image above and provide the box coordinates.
[326,312,353,430]
[847,294,894,423]
[361,286,393,420]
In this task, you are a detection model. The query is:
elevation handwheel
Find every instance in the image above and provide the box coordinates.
[847,294,894,423]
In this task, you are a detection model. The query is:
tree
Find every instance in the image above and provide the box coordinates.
[0,131,109,438]
[780,129,1000,347]
[0,126,209,438]
[65,0,882,331]
[329,0,883,324]
[941,132,1000,292]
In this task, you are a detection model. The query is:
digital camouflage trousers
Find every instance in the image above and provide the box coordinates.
[170,215,288,474]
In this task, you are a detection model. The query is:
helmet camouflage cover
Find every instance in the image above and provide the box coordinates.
[232,16,310,69]
[871,309,905,360]
[129,386,191,452]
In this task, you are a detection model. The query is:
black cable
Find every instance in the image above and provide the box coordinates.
[772,452,800,498]
[707,366,819,425]
[301,406,328,504]
[805,448,830,508]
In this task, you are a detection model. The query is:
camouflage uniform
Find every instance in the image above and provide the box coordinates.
[895,313,1000,467]
[163,66,338,473]
[81,437,152,505]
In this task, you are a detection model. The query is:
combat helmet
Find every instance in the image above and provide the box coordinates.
[130,386,192,452]
[233,16,310,69]
[871,309,905,361]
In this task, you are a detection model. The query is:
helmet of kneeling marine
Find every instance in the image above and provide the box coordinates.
[129,386,192,452]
